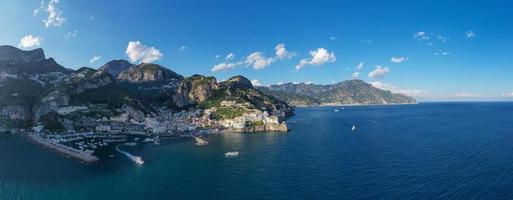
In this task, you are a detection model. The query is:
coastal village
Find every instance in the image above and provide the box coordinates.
[17,99,288,163]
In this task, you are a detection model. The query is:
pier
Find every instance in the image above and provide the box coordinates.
[28,134,99,163]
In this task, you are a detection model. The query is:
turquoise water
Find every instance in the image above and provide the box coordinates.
[2,102,513,199]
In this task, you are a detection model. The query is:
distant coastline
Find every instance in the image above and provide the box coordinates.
[292,102,419,108]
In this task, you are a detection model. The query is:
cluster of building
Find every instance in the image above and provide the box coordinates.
[199,100,288,132]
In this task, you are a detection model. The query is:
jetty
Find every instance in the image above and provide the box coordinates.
[193,136,208,146]
[28,134,99,163]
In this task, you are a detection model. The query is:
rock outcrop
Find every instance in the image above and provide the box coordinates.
[117,63,183,83]
[174,75,218,107]
[97,59,134,78]
[0,45,69,74]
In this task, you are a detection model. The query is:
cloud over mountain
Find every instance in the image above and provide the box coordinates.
[125,41,164,63]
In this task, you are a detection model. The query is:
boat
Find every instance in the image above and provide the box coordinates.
[334,109,339,112]
[194,136,208,146]
[154,135,161,145]
[225,151,239,157]
[132,156,144,165]
[142,138,154,143]
[352,125,356,132]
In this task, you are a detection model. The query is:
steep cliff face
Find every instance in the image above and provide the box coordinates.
[114,63,183,106]
[174,75,218,107]
[0,67,45,129]
[117,63,183,83]
[33,68,130,120]
[97,59,134,78]
[0,45,69,74]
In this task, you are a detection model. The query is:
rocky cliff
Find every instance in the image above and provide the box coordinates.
[0,45,69,74]
[117,63,183,83]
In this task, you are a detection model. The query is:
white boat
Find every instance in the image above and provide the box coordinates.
[224,151,239,157]
[154,136,161,145]
[352,125,356,132]
[142,138,154,143]
[132,156,144,165]
[194,136,208,146]
[334,109,339,112]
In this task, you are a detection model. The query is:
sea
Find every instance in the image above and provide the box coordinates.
[2,102,513,199]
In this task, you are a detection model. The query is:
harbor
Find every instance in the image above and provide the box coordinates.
[27,133,99,163]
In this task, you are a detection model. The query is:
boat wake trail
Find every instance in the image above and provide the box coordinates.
[115,144,144,166]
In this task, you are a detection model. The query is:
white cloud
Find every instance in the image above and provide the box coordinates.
[360,40,373,44]
[351,62,364,79]
[125,41,164,63]
[64,30,77,38]
[438,35,449,43]
[214,43,294,71]
[179,46,188,52]
[368,65,390,79]
[215,54,221,59]
[414,31,429,40]
[451,92,480,97]
[295,48,336,70]
[501,92,513,97]
[34,0,66,27]
[251,79,262,86]
[370,81,428,97]
[225,53,234,60]
[391,56,408,63]
[466,30,476,38]
[351,72,360,79]
[18,35,42,48]
[89,56,101,64]
[356,62,364,70]
[245,52,272,70]
[33,1,44,18]
[274,43,295,60]
[211,61,243,72]
[330,36,336,41]
[434,50,452,56]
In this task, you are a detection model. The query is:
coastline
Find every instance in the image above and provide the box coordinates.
[292,102,419,108]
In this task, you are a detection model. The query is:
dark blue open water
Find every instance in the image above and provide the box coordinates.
[2,102,513,199]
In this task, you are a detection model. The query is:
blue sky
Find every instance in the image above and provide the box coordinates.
[1,0,513,101]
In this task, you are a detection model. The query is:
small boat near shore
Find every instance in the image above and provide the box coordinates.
[194,136,208,146]
[154,136,161,145]
[225,151,239,157]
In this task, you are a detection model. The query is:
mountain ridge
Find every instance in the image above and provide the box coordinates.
[0,45,291,133]
[258,79,416,107]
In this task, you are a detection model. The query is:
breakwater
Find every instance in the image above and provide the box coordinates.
[27,134,99,163]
